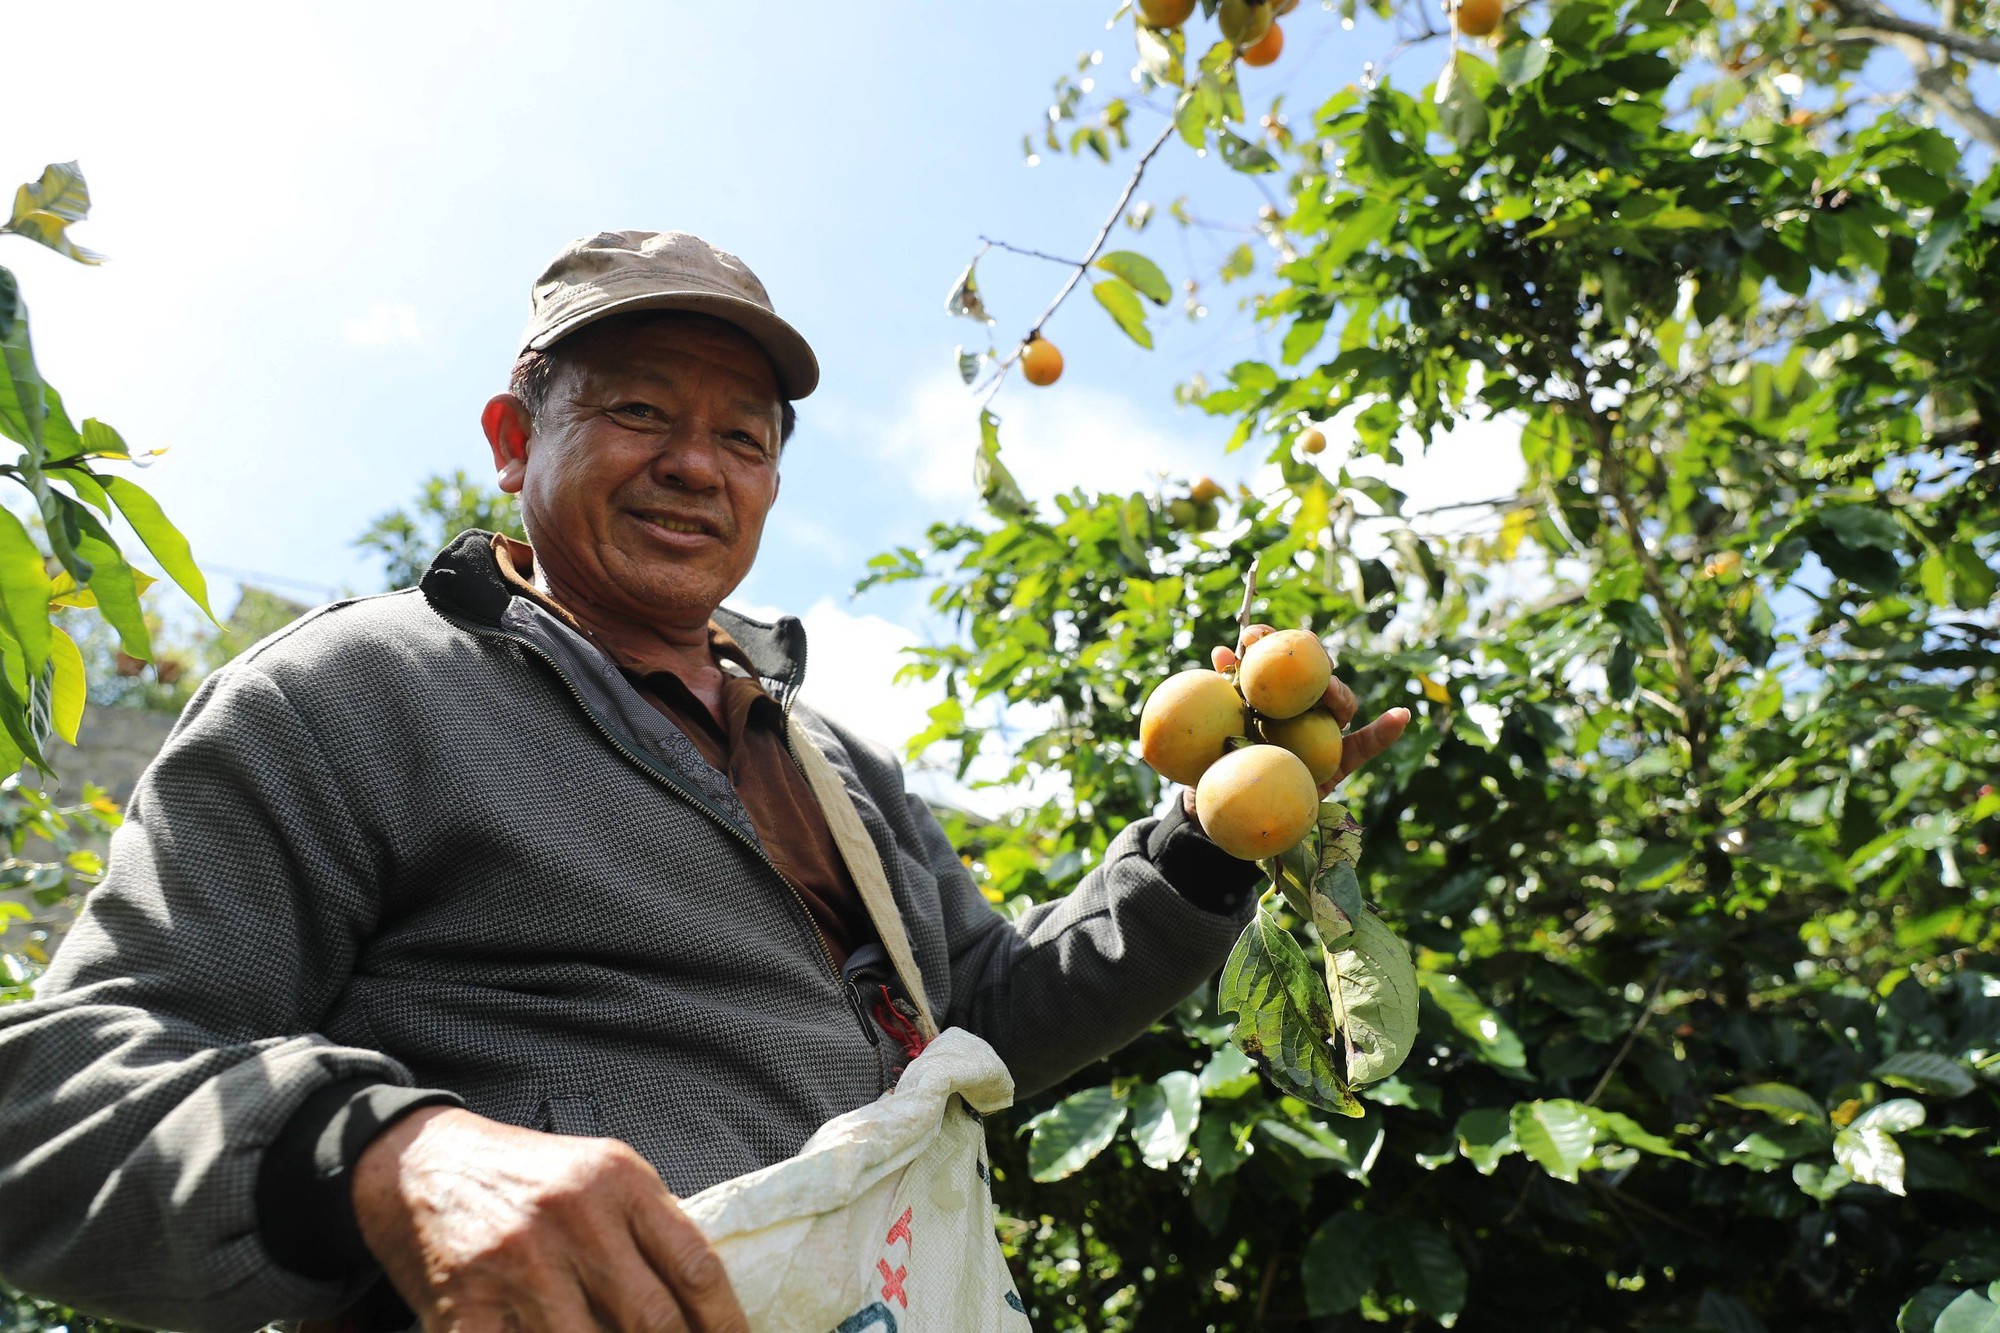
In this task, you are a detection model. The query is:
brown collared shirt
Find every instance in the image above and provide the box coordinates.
[493,536,873,968]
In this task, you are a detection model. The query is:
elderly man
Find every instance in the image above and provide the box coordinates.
[0,232,1407,1332]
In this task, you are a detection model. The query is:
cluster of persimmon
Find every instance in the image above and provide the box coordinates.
[1138,0,1296,66]
[1138,628,1342,861]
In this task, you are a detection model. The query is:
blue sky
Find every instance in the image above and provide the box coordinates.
[11,1,1519,767]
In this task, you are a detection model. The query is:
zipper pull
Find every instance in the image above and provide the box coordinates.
[847,980,880,1046]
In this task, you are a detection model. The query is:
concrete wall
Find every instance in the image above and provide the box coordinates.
[3,707,178,978]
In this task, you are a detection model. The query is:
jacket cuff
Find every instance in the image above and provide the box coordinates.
[256,1079,464,1281]
[1147,796,1264,915]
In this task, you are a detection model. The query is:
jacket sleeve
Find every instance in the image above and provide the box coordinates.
[0,663,444,1333]
[850,728,1261,1097]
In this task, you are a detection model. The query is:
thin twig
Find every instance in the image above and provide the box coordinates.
[1584,971,1670,1107]
[975,119,1179,411]
[976,235,1086,268]
[1236,562,1259,657]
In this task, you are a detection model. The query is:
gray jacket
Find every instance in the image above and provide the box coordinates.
[0,532,1256,1332]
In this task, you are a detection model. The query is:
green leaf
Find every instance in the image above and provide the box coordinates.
[1130,1070,1200,1169]
[1936,1289,2000,1333]
[101,474,215,620]
[0,286,46,448]
[1419,971,1528,1072]
[1819,504,1902,552]
[0,266,16,339]
[1496,38,1552,88]
[1904,1285,1969,1333]
[1854,1097,1926,1134]
[1875,1052,1977,1100]
[1095,251,1171,305]
[1026,1086,1127,1182]
[1217,130,1279,173]
[1587,1108,1691,1161]
[1622,840,1688,888]
[1385,1220,1467,1319]
[1434,57,1490,152]
[1092,277,1155,349]
[944,259,992,324]
[1218,905,1360,1115]
[1135,20,1185,86]
[79,418,131,458]
[47,626,84,746]
[1833,1123,1907,1196]
[4,162,103,264]
[1198,1043,1260,1098]
[974,410,1031,519]
[1915,213,1967,280]
[1454,1107,1518,1174]
[0,505,52,681]
[1697,1290,1771,1333]
[1302,1211,1382,1317]
[1511,1099,1597,1183]
[1719,1083,1827,1125]
[1322,906,1419,1086]
[67,500,152,661]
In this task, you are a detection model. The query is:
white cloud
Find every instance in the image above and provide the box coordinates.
[727,595,934,755]
[342,302,424,347]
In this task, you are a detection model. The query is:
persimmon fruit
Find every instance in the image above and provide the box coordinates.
[1258,708,1344,786]
[1240,21,1284,65]
[1020,336,1064,386]
[1138,0,1198,26]
[1454,0,1503,36]
[1238,628,1333,720]
[1196,744,1320,860]
[1140,669,1249,786]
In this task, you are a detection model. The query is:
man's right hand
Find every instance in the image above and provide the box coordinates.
[352,1106,748,1333]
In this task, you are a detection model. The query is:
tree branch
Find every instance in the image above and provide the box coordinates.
[1828,0,2000,65]
[975,120,1179,407]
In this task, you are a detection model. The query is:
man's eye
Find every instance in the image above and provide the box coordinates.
[728,432,771,456]
[614,403,660,421]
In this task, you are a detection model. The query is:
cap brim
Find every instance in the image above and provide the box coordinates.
[525,289,820,399]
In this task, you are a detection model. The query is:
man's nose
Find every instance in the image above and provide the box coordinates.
[648,422,727,490]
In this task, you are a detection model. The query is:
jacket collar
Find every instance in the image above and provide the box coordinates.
[419,528,809,700]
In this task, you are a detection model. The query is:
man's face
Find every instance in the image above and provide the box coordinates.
[487,314,784,626]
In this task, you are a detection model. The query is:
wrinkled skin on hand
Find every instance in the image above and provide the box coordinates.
[353,1106,749,1333]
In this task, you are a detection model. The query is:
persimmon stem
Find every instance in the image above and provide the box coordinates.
[1235,562,1258,658]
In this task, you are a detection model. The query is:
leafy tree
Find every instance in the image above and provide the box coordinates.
[354,467,520,590]
[0,163,214,774]
[889,0,2000,1326]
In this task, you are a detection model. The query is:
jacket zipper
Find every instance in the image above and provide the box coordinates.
[438,609,870,1044]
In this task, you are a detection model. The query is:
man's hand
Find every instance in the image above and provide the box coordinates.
[1182,625,1411,826]
[353,1106,747,1333]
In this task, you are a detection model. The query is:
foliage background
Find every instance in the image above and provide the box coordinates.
[882,0,2000,1327]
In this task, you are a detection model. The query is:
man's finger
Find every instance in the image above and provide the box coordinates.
[1328,708,1412,790]
[581,1243,691,1333]
[1211,645,1238,673]
[1321,674,1360,728]
[631,1192,748,1333]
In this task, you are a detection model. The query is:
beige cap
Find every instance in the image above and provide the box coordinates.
[518,230,820,399]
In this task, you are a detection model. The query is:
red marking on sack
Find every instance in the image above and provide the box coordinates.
[877,1257,908,1307]
[885,1206,913,1249]
[872,986,927,1061]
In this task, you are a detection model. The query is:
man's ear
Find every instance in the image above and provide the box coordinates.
[482,394,533,495]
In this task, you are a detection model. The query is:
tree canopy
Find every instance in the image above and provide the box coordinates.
[884,0,2000,1325]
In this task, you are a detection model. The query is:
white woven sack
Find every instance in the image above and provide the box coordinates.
[680,1028,1034,1333]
